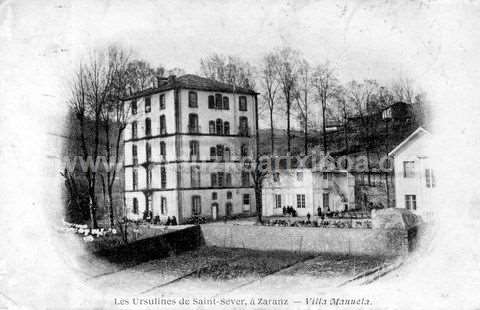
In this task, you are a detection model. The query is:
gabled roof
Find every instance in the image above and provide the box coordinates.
[388,127,431,156]
[122,74,258,101]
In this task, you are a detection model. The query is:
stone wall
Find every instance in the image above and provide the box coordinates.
[200,224,408,257]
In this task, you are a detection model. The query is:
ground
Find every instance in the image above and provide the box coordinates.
[80,246,392,296]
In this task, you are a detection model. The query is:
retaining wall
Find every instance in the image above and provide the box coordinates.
[95,225,202,264]
[200,224,408,257]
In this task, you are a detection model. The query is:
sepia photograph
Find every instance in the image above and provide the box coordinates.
[1,0,479,309]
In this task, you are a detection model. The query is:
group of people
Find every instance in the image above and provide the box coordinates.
[144,210,178,226]
[282,206,297,217]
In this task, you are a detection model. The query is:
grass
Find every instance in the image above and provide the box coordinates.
[190,247,314,280]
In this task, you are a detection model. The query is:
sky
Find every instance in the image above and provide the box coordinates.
[2,0,480,308]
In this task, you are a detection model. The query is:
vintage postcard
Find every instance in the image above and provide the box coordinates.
[1,0,479,309]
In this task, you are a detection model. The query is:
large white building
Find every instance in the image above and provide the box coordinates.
[122,75,258,223]
[262,168,356,217]
[389,127,435,221]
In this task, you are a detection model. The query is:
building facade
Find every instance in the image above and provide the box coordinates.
[389,127,435,221]
[122,75,258,223]
[262,168,355,217]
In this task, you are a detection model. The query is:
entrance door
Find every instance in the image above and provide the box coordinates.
[242,194,250,213]
[322,193,330,212]
[211,203,218,220]
[226,202,232,216]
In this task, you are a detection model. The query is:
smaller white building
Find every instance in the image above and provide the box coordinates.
[389,127,435,221]
[262,168,355,217]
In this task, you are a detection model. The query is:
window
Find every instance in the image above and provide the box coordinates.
[188,114,199,133]
[275,194,282,209]
[159,94,165,110]
[218,172,224,187]
[131,100,137,115]
[145,96,151,113]
[273,172,280,182]
[241,171,250,186]
[161,197,167,215]
[146,167,152,188]
[160,115,166,135]
[243,194,250,205]
[132,198,139,214]
[131,121,137,139]
[188,91,198,108]
[239,96,247,111]
[405,195,417,210]
[211,173,217,187]
[208,95,215,109]
[132,144,138,165]
[296,172,304,181]
[296,194,306,208]
[160,141,166,160]
[216,119,223,135]
[192,195,201,215]
[403,161,415,178]
[223,96,229,110]
[216,145,224,160]
[146,193,152,213]
[215,94,222,109]
[210,147,216,160]
[161,165,166,188]
[145,118,151,136]
[212,192,217,200]
[190,140,199,160]
[191,165,200,187]
[209,121,216,134]
[132,168,138,190]
[239,116,249,136]
[145,142,151,162]
[323,193,329,210]
[224,147,231,161]
[425,169,435,188]
[224,122,230,135]
[226,173,232,186]
[227,191,232,199]
[241,144,248,157]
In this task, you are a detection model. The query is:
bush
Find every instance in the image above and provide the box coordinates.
[184,216,207,225]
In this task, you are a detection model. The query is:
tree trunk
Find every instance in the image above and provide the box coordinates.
[255,185,263,224]
[108,186,114,228]
[270,109,275,155]
[321,99,327,155]
[286,95,291,153]
[304,114,308,156]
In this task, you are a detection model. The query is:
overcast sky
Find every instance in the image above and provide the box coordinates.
[3,0,477,130]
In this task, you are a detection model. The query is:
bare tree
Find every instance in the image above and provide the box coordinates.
[100,45,132,228]
[294,59,312,155]
[391,78,415,104]
[69,52,113,228]
[259,52,280,155]
[311,62,339,155]
[274,47,300,154]
[200,54,256,89]
[346,79,380,185]
[327,85,353,153]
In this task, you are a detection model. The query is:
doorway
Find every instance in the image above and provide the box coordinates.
[211,203,218,220]
[226,202,233,217]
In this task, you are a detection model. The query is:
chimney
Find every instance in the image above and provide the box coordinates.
[155,76,169,88]
[168,75,176,84]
